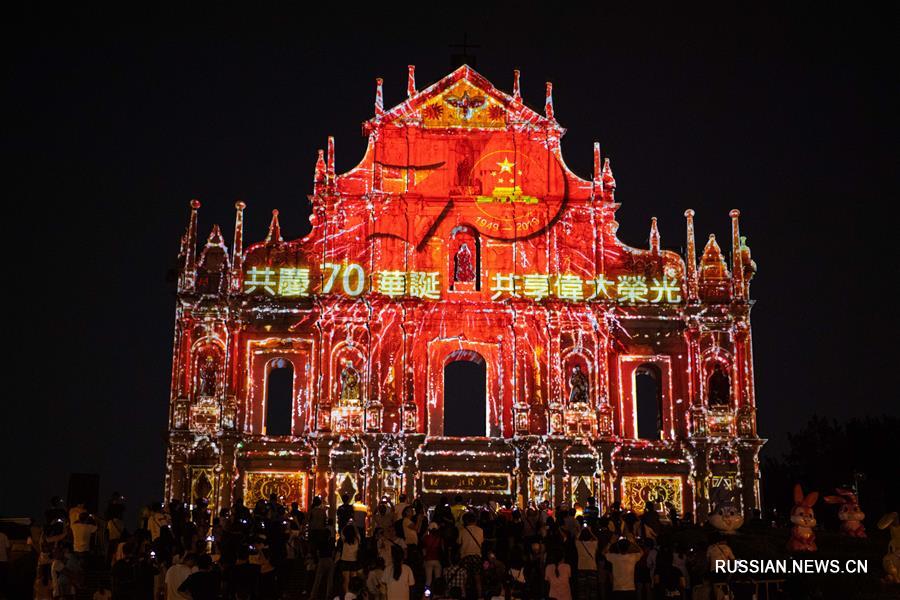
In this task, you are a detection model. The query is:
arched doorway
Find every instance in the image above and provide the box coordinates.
[443,350,487,436]
[635,364,662,440]
[265,358,294,436]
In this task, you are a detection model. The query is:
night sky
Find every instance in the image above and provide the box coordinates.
[3,6,895,518]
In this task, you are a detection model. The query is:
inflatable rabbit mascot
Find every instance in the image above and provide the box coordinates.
[709,501,744,535]
[787,484,819,552]
[877,512,900,584]
[824,488,866,538]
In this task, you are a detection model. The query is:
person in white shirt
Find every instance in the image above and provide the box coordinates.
[458,513,484,598]
[574,525,600,594]
[544,551,572,600]
[71,513,98,554]
[604,537,643,594]
[381,546,414,600]
[394,495,409,523]
[338,524,362,594]
[106,514,125,562]
[164,553,195,600]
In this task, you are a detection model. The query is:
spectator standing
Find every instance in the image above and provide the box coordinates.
[72,512,98,557]
[307,496,329,548]
[458,512,484,598]
[574,527,600,600]
[421,522,444,588]
[177,554,218,600]
[545,550,573,600]
[337,493,356,533]
[654,549,687,600]
[380,545,414,600]
[148,503,169,542]
[604,538,643,599]
[164,552,194,600]
[338,524,362,594]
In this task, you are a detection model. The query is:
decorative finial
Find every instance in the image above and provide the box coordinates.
[231,201,246,292]
[684,209,698,301]
[700,234,730,282]
[650,217,660,254]
[601,158,616,201]
[326,136,335,187]
[512,70,521,102]
[407,66,416,98]
[544,81,554,120]
[375,77,384,116]
[266,209,283,243]
[233,202,245,256]
[206,224,224,246]
[179,199,201,292]
[730,209,745,300]
[186,199,200,263]
[313,149,326,195]
[593,142,601,183]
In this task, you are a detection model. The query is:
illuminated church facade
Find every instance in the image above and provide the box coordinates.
[165,65,763,521]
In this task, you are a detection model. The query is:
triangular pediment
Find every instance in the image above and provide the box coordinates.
[368,65,553,131]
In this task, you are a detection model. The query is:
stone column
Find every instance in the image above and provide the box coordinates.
[737,440,764,515]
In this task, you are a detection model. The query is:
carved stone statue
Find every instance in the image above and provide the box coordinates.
[568,365,589,405]
[454,243,476,283]
[198,355,218,396]
[340,363,361,405]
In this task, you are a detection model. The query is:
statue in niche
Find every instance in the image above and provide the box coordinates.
[455,141,474,188]
[340,362,361,405]
[454,243,476,283]
[198,355,218,397]
[383,366,396,404]
[568,365,589,406]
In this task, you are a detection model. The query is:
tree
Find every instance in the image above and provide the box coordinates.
[762,415,899,526]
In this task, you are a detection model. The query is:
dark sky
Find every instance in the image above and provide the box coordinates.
[3,6,896,518]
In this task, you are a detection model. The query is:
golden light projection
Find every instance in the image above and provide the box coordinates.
[244,472,307,509]
[422,472,511,495]
[244,262,680,304]
[620,476,684,515]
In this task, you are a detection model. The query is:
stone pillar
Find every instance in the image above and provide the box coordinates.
[218,436,238,510]
[737,441,764,516]
[315,436,332,509]
[689,442,711,522]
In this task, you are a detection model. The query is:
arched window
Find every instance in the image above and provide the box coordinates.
[443,351,486,436]
[708,365,731,406]
[265,358,294,436]
[635,364,662,440]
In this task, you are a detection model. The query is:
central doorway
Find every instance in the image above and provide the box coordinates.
[443,350,487,436]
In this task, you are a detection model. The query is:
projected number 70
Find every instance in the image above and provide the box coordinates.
[321,262,366,296]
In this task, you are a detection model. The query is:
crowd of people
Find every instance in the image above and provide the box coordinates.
[17,491,763,600]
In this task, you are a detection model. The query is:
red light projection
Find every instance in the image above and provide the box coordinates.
[165,65,763,522]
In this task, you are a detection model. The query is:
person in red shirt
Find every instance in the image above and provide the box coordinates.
[421,522,444,588]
